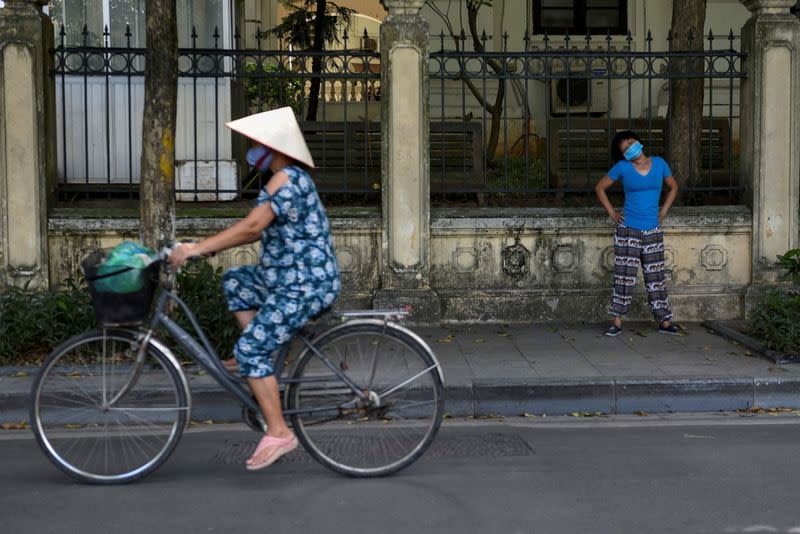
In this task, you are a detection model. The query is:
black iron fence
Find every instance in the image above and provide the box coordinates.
[428,30,746,204]
[52,25,746,205]
[52,24,381,201]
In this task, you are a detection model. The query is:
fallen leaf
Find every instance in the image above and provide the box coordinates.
[12,371,28,378]
[194,370,207,376]
[635,411,650,416]
[66,371,81,377]
[437,334,455,343]
[700,345,712,351]
[497,332,513,337]
[521,412,537,418]
[442,412,453,419]
[1,421,29,430]
[546,327,558,333]
[728,351,739,356]
[64,423,84,429]
[634,330,648,338]
[467,412,505,420]
[472,338,486,344]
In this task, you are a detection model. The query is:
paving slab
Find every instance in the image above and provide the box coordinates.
[4,322,800,423]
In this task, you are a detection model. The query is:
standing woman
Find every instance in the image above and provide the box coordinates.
[595,130,680,337]
[169,107,341,470]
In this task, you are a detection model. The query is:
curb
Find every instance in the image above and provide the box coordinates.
[703,320,800,365]
[155,377,800,420]
[6,366,800,423]
[6,377,800,425]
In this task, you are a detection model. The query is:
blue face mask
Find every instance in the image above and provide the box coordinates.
[623,141,643,161]
[246,145,273,172]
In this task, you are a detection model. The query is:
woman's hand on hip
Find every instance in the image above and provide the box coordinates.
[610,210,623,225]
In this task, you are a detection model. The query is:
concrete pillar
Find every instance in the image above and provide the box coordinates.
[741,1,800,288]
[0,0,51,289]
[374,0,439,321]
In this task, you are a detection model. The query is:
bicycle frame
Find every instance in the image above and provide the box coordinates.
[138,286,371,419]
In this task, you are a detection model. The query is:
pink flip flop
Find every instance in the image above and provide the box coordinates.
[245,434,299,471]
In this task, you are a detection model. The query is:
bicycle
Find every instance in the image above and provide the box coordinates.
[30,246,445,484]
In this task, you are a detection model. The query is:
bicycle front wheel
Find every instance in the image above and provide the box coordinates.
[287,322,444,477]
[30,328,189,484]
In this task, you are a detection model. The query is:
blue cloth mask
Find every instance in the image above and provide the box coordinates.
[246,145,273,172]
[623,141,643,161]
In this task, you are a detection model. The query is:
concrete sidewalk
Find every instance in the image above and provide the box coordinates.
[3,322,799,422]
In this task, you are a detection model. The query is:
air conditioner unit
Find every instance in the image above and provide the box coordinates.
[550,63,610,115]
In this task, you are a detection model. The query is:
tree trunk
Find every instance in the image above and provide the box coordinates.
[306,0,327,121]
[668,0,706,202]
[467,7,504,163]
[140,0,178,250]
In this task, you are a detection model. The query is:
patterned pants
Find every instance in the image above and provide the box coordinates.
[609,226,673,322]
[222,265,336,379]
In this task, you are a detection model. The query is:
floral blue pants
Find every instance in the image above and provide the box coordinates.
[222,265,334,378]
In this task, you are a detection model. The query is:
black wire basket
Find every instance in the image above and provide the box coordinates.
[82,250,160,326]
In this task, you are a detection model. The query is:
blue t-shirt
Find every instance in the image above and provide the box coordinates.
[607,156,672,231]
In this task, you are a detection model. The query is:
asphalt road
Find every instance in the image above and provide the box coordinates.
[3,415,800,534]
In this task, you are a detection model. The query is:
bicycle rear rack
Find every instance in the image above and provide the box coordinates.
[336,309,410,321]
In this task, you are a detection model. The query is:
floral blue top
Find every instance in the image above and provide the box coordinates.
[255,165,340,307]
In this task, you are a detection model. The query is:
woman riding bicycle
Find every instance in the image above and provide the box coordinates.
[168,107,341,471]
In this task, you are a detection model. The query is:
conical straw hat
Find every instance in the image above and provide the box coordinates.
[225,107,315,168]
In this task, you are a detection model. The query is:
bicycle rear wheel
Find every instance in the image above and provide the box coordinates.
[286,322,444,477]
[30,328,189,484]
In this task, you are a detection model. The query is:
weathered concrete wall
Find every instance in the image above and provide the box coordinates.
[430,206,751,323]
[47,214,381,311]
[47,205,751,324]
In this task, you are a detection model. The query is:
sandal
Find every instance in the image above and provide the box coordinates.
[246,434,298,471]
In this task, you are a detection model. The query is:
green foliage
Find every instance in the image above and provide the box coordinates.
[0,278,95,364]
[486,156,547,198]
[173,260,240,359]
[750,290,800,354]
[0,260,240,365]
[242,62,303,116]
[750,249,800,354]
[466,0,493,11]
[269,1,355,50]
[776,249,800,285]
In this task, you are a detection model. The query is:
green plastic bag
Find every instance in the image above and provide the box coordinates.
[93,241,156,293]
